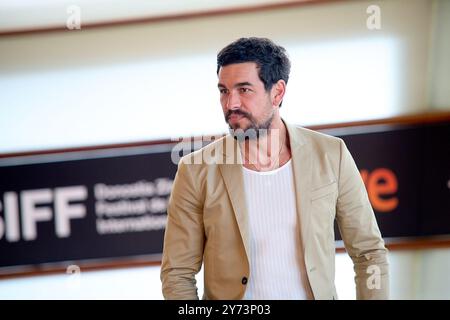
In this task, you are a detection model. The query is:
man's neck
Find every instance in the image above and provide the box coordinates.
[240,117,291,172]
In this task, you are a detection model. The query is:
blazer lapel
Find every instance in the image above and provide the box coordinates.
[218,135,250,259]
[285,121,313,252]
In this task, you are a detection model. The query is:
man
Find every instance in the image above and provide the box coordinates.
[161,37,389,300]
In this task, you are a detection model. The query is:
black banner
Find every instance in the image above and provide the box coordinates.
[0,121,449,273]
[0,145,177,270]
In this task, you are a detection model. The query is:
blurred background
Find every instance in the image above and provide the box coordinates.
[0,0,449,299]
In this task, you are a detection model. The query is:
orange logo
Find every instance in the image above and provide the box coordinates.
[360,168,399,212]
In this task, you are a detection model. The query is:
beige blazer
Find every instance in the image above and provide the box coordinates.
[161,121,389,300]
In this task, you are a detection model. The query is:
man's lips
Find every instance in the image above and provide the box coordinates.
[228,113,247,122]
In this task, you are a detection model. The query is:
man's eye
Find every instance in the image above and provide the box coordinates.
[240,88,251,93]
[219,89,228,94]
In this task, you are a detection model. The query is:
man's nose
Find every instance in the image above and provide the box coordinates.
[225,91,241,110]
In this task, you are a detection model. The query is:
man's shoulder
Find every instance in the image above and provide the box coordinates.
[289,124,343,150]
[179,134,231,167]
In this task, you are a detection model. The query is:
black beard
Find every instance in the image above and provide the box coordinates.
[227,112,274,141]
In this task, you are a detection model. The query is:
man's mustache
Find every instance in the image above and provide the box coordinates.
[225,110,251,122]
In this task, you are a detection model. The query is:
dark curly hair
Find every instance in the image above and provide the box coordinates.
[217,37,291,106]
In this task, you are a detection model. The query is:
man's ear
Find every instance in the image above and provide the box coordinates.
[271,80,286,107]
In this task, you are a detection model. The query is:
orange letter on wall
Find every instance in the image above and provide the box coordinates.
[367,168,399,212]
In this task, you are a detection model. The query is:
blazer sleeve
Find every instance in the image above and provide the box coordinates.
[335,139,389,300]
[160,159,204,300]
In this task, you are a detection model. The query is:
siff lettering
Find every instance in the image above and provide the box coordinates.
[0,186,87,242]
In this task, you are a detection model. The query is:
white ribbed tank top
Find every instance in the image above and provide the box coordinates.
[242,159,311,300]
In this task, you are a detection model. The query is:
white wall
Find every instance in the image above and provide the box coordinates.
[1,249,449,299]
[0,0,437,153]
[428,0,450,110]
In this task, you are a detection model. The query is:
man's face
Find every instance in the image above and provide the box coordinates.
[217,62,275,138]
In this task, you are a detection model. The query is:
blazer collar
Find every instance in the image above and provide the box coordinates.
[285,120,313,252]
[218,146,249,257]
